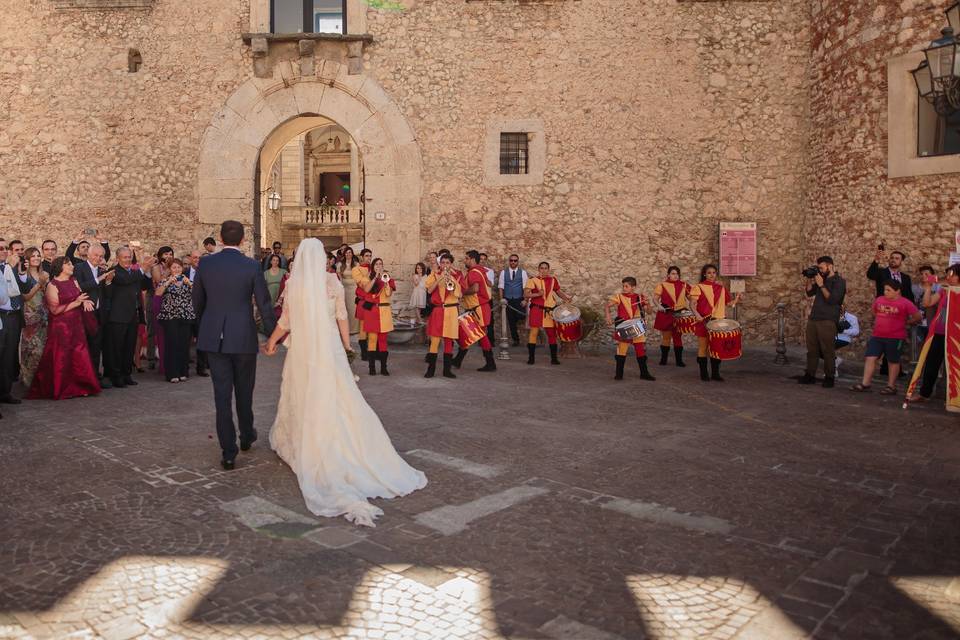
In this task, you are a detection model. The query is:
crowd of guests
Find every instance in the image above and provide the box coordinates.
[0,232,221,414]
[800,246,958,403]
[0,232,955,416]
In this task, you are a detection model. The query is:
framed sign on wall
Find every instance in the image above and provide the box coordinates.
[719,222,757,277]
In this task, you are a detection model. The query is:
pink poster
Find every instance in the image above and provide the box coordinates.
[719,222,757,277]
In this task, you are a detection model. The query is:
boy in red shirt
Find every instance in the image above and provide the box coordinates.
[852,280,921,394]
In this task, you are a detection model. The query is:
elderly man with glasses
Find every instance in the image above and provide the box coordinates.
[497,254,529,347]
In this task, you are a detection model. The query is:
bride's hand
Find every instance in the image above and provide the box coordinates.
[262,340,278,356]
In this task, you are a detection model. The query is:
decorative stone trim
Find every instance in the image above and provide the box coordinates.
[52,0,153,7]
[887,51,960,178]
[242,33,374,78]
[483,118,546,187]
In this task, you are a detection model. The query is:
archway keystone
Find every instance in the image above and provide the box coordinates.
[198,64,422,270]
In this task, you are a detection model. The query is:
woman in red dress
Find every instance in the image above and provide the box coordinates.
[27,257,102,400]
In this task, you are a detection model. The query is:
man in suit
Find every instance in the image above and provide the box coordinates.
[103,247,152,389]
[193,221,276,470]
[186,250,208,377]
[867,248,915,304]
[867,247,915,375]
[74,243,115,386]
[0,239,26,404]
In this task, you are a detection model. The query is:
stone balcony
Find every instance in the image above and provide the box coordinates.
[279,205,364,244]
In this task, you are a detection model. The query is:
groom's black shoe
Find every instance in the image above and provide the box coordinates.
[123,376,138,386]
[368,350,378,376]
[221,459,235,470]
[240,429,258,452]
[424,353,437,378]
[379,351,390,376]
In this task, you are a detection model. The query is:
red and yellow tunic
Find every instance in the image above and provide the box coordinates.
[425,272,462,339]
[652,280,689,331]
[352,263,373,321]
[688,280,732,337]
[525,276,561,328]
[610,292,647,343]
[463,265,493,327]
[363,275,396,333]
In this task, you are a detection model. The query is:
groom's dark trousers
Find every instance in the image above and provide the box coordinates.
[206,352,257,460]
[193,247,276,463]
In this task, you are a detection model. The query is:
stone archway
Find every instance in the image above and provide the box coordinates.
[197,62,422,270]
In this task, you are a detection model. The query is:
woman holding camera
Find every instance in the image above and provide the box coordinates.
[362,258,396,376]
[688,264,742,382]
[156,258,196,383]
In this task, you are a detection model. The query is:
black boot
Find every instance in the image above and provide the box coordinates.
[424,353,437,378]
[442,353,457,378]
[368,350,378,375]
[674,346,686,367]
[638,356,656,381]
[452,348,467,369]
[614,355,626,380]
[659,346,670,366]
[527,344,536,365]
[549,344,560,365]
[359,340,369,362]
[477,350,497,372]
[379,351,390,376]
[697,357,710,382]
[710,358,724,382]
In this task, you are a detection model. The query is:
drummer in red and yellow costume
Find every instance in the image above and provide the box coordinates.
[524,261,573,365]
[605,277,656,381]
[423,253,463,379]
[653,266,690,367]
[362,257,396,377]
[352,248,374,362]
[688,263,743,382]
[451,250,497,372]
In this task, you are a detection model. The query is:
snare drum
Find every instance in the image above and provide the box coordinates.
[672,310,698,335]
[614,317,646,342]
[552,303,583,343]
[706,319,742,361]
[457,312,485,349]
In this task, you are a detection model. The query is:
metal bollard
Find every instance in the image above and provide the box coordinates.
[498,299,511,360]
[774,302,789,365]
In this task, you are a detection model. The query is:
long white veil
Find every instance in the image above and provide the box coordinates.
[270,238,426,527]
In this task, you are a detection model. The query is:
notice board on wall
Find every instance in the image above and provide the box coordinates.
[719,222,757,277]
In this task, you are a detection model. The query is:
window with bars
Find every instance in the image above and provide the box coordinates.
[499,132,529,175]
[272,0,346,34]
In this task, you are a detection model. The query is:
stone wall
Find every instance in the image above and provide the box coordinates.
[365,0,812,338]
[805,0,960,320]
[0,0,907,343]
[0,0,252,254]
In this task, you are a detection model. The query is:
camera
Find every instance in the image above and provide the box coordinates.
[802,266,820,278]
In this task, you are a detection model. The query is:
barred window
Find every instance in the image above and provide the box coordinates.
[918,99,960,157]
[272,0,345,34]
[499,132,529,175]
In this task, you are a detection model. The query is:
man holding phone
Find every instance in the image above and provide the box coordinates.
[867,244,915,376]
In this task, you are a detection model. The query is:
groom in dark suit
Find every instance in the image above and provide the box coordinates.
[193,221,276,470]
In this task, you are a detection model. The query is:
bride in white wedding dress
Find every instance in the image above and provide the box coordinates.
[263,238,427,527]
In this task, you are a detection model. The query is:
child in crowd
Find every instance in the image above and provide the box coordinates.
[851,280,921,394]
[833,305,860,375]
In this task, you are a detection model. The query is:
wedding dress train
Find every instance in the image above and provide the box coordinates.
[269,238,426,526]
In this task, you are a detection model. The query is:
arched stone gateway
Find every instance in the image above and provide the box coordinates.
[197,62,422,270]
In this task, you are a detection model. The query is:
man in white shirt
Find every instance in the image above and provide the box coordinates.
[834,307,860,375]
[0,239,26,403]
[498,254,529,346]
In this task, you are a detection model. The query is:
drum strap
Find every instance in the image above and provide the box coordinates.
[443,303,459,308]
[378,303,391,307]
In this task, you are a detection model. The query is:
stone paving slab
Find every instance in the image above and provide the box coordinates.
[1,345,958,639]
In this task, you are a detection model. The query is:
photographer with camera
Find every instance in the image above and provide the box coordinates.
[799,256,846,388]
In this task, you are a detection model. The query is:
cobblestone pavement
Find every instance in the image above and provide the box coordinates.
[1,345,958,639]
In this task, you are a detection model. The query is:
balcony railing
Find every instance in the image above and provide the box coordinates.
[281,205,364,226]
